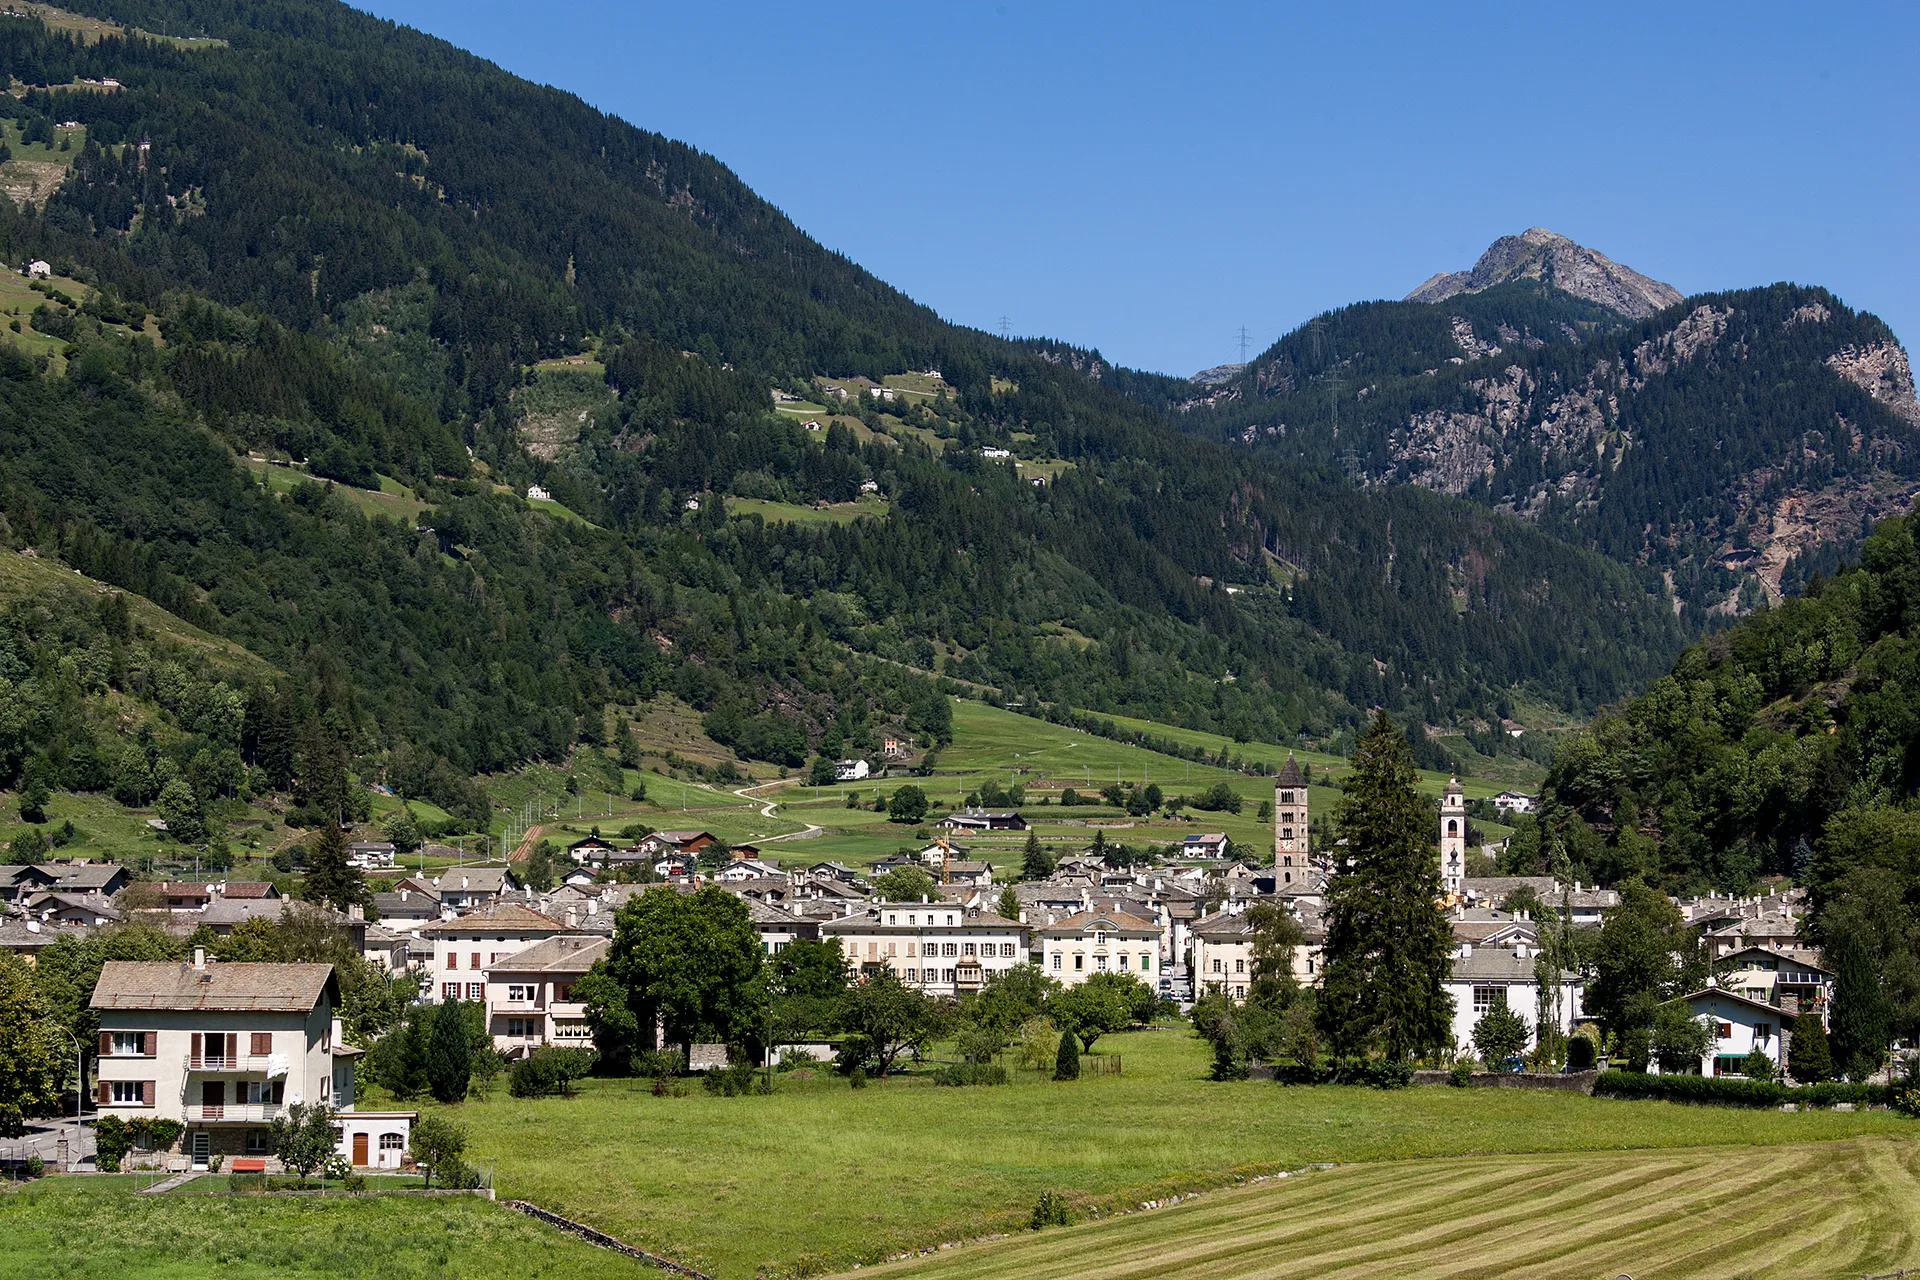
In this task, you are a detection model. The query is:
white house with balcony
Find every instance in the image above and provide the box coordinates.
[481,934,607,1058]
[820,903,1026,997]
[89,952,414,1170]
[1443,940,1584,1059]
[1674,984,1802,1078]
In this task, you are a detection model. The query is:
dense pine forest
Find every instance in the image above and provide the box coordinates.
[0,0,1703,839]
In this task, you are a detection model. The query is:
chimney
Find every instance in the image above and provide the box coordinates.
[586,899,598,916]
[1460,942,1473,959]
[399,888,409,902]
[192,947,206,970]
[348,905,364,922]
[565,906,579,929]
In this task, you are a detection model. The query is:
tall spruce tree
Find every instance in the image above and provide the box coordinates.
[1828,926,1891,1082]
[1022,830,1055,881]
[426,998,474,1104]
[302,822,366,912]
[1317,713,1455,1062]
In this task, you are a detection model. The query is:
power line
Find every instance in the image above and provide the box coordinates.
[1235,326,1254,363]
[996,315,1012,340]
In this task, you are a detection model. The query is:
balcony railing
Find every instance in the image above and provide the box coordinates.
[184,1053,275,1071]
[184,1103,281,1122]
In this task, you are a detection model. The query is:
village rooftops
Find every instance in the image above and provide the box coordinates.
[90,959,339,1012]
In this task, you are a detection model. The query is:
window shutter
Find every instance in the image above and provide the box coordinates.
[143,1032,157,1057]
[142,1080,155,1107]
[191,1032,202,1061]
[96,1081,109,1105]
[252,1032,272,1056]
[97,1031,111,1057]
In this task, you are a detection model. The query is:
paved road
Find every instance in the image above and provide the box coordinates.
[731,780,822,842]
[2,1117,95,1171]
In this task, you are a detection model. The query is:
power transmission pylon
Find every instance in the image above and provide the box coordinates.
[1235,326,1254,363]
[997,316,1012,340]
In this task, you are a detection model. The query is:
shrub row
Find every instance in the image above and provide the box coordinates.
[1593,1070,1895,1109]
[933,1062,1008,1087]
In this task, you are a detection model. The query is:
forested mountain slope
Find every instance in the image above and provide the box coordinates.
[0,0,1689,841]
[1507,505,1920,897]
[1177,238,1920,620]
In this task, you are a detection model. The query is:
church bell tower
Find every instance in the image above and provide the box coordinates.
[1439,776,1466,895]
[1274,755,1308,871]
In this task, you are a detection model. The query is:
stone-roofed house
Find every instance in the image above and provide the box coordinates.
[433,864,518,911]
[0,914,84,961]
[745,898,820,954]
[21,891,121,927]
[1036,907,1160,987]
[91,951,414,1171]
[420,902,567,1003]
[483,934,608,1058]
[2,862,131,902]
[821,902,1026,996]
[1444,938,1583,1058]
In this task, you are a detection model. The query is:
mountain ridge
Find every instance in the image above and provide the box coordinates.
[1407,227,1684,320]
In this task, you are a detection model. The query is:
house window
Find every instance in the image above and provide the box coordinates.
[906,968,918,982]
[1235,959,1245,974]
[506,1018,538,1037]
[109,1032,144,1056]
[885,942,897,957]
[1095,955,1109,971]
[1212,958,1223,973]
[379,1133,404,1151]
[467,982,484,1000]
[441,982,460,1000]
[1141,955,1153,971]
[1472,987,1506,1014]
[251,1033,273,1057]
[1716,1021,1733,1039]
[1095,932,1108,946]
[245,1131,270,1154]
[943,969,956,984]
[470,952,481,969]
[946,915,955,926]
[888,915,898,926]
[1281,791,1294,804]
[320,1074,331,1101]
[109,1080,145,1104]
[943,943,958,958]
[1756,1022,1773,1044]
[1074,954,1084,971]
[1051,955,1061,970]
[962,942,976,956]
[446,953,458,970]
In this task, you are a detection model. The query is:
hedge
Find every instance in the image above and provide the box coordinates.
[1592,1070,1894,1109]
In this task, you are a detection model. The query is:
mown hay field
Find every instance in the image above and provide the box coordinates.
[854,1135,1920,1280]
[437,1029,1912,1278]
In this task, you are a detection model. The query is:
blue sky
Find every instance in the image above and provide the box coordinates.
[360,1,1917,377]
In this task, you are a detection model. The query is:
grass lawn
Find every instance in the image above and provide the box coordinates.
[437,1029,1910,1279]
[0,1175,651,1279]
[725,496,888,526]
[244,456,430,524]
[855,1134,1920,1280]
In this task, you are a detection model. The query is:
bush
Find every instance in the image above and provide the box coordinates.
[1030,1190,1075,1229]
[1742,1048,1777,1082]
[1893,1088,1920,1118]
[1566,1034,1598,1072]
[1053,1028,1080,1081]
[343,1173,367,1191]
[1448,1061,1473,1087]
[934,1062,1009,1087]
[323,1154,352,1182]
[508,1047,595,1098]
[701,1063,761,1096]
[1592,1070,1893,1109]
[1347,1058,1413,1089]
[24,1154,42,1179]
[848,1066,868,1089]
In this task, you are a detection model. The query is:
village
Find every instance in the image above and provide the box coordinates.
[0,753,1834,1182]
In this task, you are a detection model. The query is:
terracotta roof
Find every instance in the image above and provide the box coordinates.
[419,902,564,935]
[91,960,338,1012]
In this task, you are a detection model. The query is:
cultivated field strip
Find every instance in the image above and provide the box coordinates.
[856,1138,1920,1280]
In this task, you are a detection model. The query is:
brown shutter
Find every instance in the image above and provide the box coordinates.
[252,1032,272,1056]
[97,1031,111,1057]
[142,1080,155,1107]
[96,1081,109,1105]
[143,1032,157,1057]
[191,1032,202,1061]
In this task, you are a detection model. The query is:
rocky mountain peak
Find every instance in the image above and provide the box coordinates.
[1406,228,1684,319]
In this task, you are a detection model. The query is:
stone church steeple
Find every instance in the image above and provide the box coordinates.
[1274,755,1308,870]
[1440,775,1466,895]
